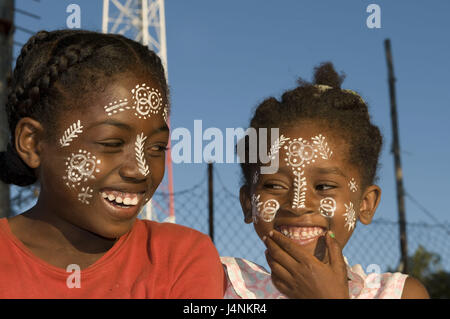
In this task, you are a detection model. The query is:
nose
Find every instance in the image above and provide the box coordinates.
[285,178,318,216]
[118,149,150,183]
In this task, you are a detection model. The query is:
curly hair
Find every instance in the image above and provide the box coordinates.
[0,29,168,186]
[240,62,383,189]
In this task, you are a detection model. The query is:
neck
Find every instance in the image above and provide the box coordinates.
[20,197,117,254]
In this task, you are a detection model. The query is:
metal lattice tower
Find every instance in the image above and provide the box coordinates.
[102,0,175,223]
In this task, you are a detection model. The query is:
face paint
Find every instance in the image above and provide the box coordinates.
[135,132,150,177]
[132,84,163,119]
[104,99,130,116]
[344,202,356,231]
[60,120,84,147]
[63,150,100,188]
[251,194,263,224]
[268,135,290,160]
[277,135,332,209]
[78,186,93,205]
[348,178,358,192]
[260,199,280,222]
[311,134,333,160]
[104,83,166,120]
[293,170,307,209]
[319,197,336,218]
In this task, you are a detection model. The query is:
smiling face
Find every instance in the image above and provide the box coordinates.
[240,121,381,258]
[37,72,169,239]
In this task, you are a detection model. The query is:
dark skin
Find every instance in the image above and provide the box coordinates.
[8,72,169,270]
[240,121,429,298]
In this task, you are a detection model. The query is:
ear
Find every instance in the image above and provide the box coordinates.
[239,185,253,224]
[14,117,45,169]
[358,184,381,225]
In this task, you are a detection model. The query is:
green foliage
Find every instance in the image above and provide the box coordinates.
[403,245,450,299]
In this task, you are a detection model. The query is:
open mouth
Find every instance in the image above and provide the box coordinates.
[276,225,326,246]
[100,189,145,219]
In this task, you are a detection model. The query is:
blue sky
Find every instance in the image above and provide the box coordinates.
[12,1,450,267]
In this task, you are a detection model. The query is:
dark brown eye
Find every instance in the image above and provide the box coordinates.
[316,184,336,191]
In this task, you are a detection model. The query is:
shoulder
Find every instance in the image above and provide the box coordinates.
[221,257,285,299]
[401,276,430,299]
[138,219,211,242]
[137,219,217,256]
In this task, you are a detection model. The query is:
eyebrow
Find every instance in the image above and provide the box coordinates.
[87,119,169,135]
[312,167,347,178]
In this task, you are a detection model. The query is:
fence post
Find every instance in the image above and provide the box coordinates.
[384,38,408,274]
[208,162,214,243]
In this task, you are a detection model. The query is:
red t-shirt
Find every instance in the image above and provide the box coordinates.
[0,218,225,298]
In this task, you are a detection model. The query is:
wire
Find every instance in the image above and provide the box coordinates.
[405,191,450,236]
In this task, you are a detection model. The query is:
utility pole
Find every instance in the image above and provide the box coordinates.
[0,0,14,218]
[208,162,214,243]
[384,39,408,273]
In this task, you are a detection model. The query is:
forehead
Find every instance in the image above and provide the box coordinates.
[268,122,354,173]
[60,73,168,129]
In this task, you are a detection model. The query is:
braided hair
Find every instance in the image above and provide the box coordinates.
[0,30,168,186]
[240,62,383,189]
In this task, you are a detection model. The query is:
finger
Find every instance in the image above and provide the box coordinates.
[265,250,295,286]
[326,231,347,273]
[271,275,292,298]
[265,235,302,277]
[267,230,315,265]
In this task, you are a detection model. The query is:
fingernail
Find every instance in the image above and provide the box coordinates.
[269,231,273,237]
[329,231,335,239]
[262,235,267,242]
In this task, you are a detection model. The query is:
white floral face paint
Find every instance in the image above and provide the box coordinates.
[104,99,130,116]
[344,202,356,231]
[276,134,332,209]
[60,120,83,147]
[319,197,336,218]
[252,170,259,185]
[63,150,101,188]
[135,132,149,176]
[348,178,358,192]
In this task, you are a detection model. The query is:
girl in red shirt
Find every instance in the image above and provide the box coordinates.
[0,30,224,298]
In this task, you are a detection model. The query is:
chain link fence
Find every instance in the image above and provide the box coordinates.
[148,165,450,277]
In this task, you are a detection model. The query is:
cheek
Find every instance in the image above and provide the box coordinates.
[251,194,281,224]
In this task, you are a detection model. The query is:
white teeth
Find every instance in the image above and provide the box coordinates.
[115,197,123,204]
[102,192,108,198]
[280,226,324,240]
[131,197,138,205]
[123,198,131,205]
[108,194,115,201]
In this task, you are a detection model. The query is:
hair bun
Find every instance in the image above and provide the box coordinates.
[313,62,345,89]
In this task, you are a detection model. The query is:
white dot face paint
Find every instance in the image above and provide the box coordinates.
[78,186,93,205]
[319,197,336,218]
[251,194,280,223]
[59,120,83,147]
[260,199,280,222]
[63,150,99,188]
[103,83,166,120]
[135,132,150,177]
[348,178,358,192]
[252,170,259,185]
[344,202,356,231]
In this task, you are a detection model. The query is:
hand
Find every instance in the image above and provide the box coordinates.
[264,230,350,299]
